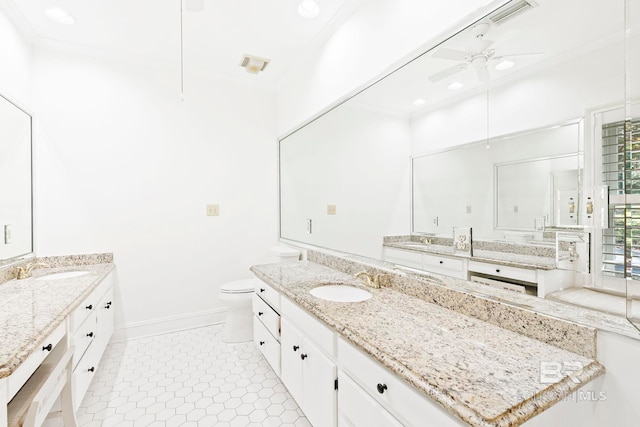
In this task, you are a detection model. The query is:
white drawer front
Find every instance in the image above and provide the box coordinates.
[70,311,97,370]
[72,341,99,411]
[468,260,537,283]
[69,278,110,333]
[338,372,403,427]
[423,253,464,271]
[253,294,280,340]
[6,322,66,400]
[253,316,281,377]
[255,279,281,312]
[281,297,336,357]
[383,248,423,269]
[338,337,465,427]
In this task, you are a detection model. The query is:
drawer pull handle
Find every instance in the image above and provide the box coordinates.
[42,344,53,352]
[106,301,112,306]
[258,312,264,316]
[377,383,388,394]
[259,341,265,346]
[293,345,299,351]
[260,288,265,293]
[105,304,111,309]
[300,354,308,360]
[496,269,501,273]
[85,304,93,310]
[439,260,443,264]
[88,367,95,372]
[87,332,94,337]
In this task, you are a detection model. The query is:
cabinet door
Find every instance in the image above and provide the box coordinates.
[302,337,337,427]
[95,286,114,356]
[280,318,304,404]
[338,373,402,427]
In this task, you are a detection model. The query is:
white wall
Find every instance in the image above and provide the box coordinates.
[280,104,411,258]
[275,0,502,137]
[31,47,279,331]
[0,5,32,108]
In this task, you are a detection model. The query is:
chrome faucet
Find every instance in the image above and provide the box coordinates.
[354,271,384,289]
[17,262,50,280]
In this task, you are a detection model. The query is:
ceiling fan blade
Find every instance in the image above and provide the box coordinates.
[431,48,468,61]
[476,67,490,82]
[184,0,204,12]
[429,64,467,82]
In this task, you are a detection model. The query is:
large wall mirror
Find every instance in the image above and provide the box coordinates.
[0,93,33,266]
[280,0,640,324]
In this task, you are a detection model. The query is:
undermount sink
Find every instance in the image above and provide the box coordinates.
[310,284,372,303]
[35,271,90,281]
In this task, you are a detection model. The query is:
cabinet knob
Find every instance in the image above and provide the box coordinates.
[88,367,95,373]
[106,301,112,306]
[85,304,93,310]
[42,343,52,352]
[293,345,299,351]
[439,260,443,264]
[496,269,501,273]
[260,288,265,293]
[105,304,111,309]
[259,341,265,346]
[300,354,308,360]
[258,312,264,316]
[87,332,94,338]
[377,383,388,394]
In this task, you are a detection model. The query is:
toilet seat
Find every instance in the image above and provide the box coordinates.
[220,279,255,294]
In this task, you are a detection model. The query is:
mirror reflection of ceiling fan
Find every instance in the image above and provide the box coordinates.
[428,22,543,83]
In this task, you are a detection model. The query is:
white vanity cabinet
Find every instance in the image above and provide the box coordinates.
[338,337,466,427]
[280,299,337,427]
[253,280,282,376]
[382,247,467,279]
[69,271,115,410]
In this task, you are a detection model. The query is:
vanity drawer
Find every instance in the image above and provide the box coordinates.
[72,339,100,409]
[68,278,110,333]
[422,254,464,271]
[253,294,280,339]
[281,296,336,357]
[70,311,97,370]
[6,322,66,400]
[255,279,281,312]
[468,260,537,283]
[383,248,423,269]
[338,371,403,427]
[337,337,465,427]
[253,316,281,377]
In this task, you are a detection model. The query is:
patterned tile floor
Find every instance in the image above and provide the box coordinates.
[77,324,311,427]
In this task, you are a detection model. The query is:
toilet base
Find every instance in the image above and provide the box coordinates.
[222,306,253,343]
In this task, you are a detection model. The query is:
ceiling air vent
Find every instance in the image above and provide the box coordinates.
[240,54,270,74]
[487,0,538,25]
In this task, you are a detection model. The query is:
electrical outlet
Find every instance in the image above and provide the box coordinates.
[4,224,12,244]
[306,219,312,234]
[206,204,220,216]
[327,204,337,215]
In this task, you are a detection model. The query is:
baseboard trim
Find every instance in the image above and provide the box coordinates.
[111,308,227,342]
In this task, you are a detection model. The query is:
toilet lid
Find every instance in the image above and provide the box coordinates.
[220,279,255,294]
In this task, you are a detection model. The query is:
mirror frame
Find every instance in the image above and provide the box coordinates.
[0,91,34,268]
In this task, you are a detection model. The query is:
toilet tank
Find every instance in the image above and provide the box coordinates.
[268,246,300,263]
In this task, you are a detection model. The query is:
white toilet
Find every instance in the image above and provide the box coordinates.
[219,246,300,343]
[219,279,256,343]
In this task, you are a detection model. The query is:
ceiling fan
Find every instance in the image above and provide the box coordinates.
[428,22,541,83]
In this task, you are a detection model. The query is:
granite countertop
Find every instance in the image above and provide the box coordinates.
[0,263,115,379]
[384,241,557,270]
[251,260,604,427]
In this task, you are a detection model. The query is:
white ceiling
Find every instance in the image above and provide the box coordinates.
[350,0,626,116]
[1,0,360,90]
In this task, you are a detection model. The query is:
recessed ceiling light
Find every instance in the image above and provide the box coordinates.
[447,81,463,90]
[412,98,426,106]
[45,8,75,25]
[297,0,320,18]
[495,60,515,70]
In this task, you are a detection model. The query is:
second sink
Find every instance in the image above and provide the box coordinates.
[310,284,372,303]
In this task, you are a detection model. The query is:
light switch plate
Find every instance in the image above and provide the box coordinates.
[206,204,219,216]
[4,224,12,244]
